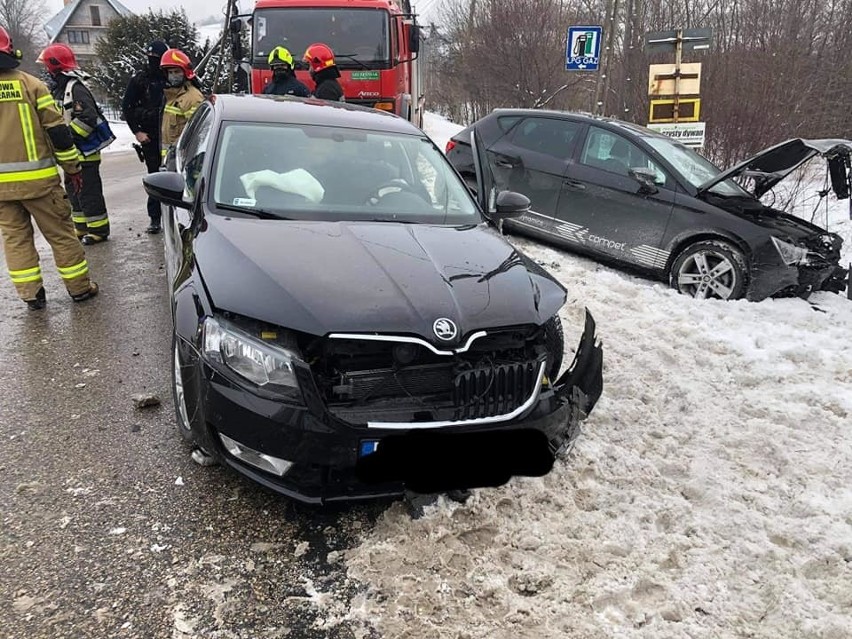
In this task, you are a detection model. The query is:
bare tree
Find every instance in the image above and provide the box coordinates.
[0,0,48,73]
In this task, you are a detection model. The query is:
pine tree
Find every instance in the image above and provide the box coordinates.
[87,9,201,108]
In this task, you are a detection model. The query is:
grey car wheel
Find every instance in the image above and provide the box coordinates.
[671,240,748,300]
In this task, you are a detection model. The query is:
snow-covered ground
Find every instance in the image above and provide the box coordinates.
[331,115,852,638]
[103,119,138,155]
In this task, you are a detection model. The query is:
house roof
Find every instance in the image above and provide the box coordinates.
[44,0,133,43]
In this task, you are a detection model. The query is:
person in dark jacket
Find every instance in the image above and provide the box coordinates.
[262,46,310,97]
[39,43,114,245]
[121,40,168,234]
[303,43,344,102]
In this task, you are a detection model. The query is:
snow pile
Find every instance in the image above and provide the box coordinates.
[341,118,852,638]
[424,111,462,153]
[103,120,138,155]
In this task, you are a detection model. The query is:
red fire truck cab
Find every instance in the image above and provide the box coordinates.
[249,0,423,125]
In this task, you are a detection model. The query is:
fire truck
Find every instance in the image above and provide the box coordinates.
[232,0,424,126]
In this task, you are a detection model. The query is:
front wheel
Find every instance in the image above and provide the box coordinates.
[670,240,748,300]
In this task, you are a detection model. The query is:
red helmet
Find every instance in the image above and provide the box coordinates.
[160,48,195,80]
[303,43,335,72]
[0,26,13,56]
[39,43,78,73]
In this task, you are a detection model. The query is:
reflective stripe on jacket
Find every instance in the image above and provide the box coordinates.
[0,69,80,200]
[54,75,115,157]
[160,83,205,157]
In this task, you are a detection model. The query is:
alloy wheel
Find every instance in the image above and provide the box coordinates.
[676,249,739,300]
[173,341,192,431]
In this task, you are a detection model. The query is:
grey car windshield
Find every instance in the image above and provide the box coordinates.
[212,122,481,224]
[643,136,751,197]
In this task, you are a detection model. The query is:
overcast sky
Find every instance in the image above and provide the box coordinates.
[45,0,242,25]
[44,0,441,26]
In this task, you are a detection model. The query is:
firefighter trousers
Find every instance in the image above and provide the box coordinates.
[0,185,92,300]
[67,159,110,239]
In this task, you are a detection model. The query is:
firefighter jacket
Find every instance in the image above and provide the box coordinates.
[161,82,204,158]
[51,72,115,162]
[312,67,344,102]
[262,73,310,97]
[0,68,81,200]
[121,67,166,140]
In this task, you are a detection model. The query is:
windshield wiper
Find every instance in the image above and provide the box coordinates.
[334,53,371,70]
[216,203,291,220]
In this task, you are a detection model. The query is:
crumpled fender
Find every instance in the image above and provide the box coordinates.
[554,309,603,418]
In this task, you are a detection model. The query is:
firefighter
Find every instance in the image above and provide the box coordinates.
[0,26,98,309]
[39,43,114,245]
[262,47,310,97]
[159,49,204,165]
[121,40,168,234]
[303,43,344,102]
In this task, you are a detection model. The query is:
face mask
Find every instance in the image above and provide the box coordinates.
[166,69,185,87]
[272,66,291,81]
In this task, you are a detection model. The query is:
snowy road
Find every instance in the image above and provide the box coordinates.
[332,114,852,638]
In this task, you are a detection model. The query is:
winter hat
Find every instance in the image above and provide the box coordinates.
[146,40,169,59]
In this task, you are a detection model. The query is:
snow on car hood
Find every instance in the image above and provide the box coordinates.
[697,138,852,198]
[194,216,567,343]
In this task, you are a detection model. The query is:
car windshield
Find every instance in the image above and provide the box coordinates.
[253,8,389,68]
[643,135,752,197]
[211,122,481,224]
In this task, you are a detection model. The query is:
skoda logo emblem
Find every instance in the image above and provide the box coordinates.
[433,318,458,341]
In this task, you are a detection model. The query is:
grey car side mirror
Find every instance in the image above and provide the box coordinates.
[629,167,660,194]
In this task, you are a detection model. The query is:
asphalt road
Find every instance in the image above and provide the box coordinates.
[0,152,386,638]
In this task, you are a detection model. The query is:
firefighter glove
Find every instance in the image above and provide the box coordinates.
[67,171,83,195]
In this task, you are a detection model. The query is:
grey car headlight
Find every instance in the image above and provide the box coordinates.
[771,236,811,266]
[202,317,299,390]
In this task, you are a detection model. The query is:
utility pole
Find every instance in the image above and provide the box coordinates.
[673,28,683,122]
[594,0,619,116]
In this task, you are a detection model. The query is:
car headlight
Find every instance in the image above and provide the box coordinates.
[771,236,810,266]
[202,317,300,391]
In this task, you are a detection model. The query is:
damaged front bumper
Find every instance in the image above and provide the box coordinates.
[748,232,848,301]
[198,312,604,504]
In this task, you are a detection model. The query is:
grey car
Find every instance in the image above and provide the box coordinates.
[447,110,849,301]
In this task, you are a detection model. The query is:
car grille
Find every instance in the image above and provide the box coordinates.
[453,360,541,420]
[313,330,546,425]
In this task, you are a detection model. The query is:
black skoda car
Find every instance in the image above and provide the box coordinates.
[144,95,602,504]
[447,110,849,301]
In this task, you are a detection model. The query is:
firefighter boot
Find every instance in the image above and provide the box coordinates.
[70,281,99,303]
[25,287,46,311]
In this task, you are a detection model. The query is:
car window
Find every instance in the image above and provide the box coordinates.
[497,116,522,133]
[211,123,480,224]
[581,126,668,185]
[642,136,751,197]
[510,118,581,159]
[178,105,213,199]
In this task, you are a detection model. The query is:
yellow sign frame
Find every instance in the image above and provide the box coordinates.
[649,98,701,123]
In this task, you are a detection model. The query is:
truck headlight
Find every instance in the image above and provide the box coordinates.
[202,317,300,391]
[771,236,810,266]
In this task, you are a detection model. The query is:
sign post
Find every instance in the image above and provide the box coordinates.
[565,26,603,71]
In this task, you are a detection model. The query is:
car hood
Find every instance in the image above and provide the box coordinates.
[194,217,567,345]
[697,138,852,198]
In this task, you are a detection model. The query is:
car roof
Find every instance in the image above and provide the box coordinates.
[455,108,664,140]
[211,94,423,136]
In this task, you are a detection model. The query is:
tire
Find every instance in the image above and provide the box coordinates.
[544,315,564,380]
[171,333,197,444]
[670,240,748,300]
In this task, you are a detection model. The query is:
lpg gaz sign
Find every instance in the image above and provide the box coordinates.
[566,26,602,71]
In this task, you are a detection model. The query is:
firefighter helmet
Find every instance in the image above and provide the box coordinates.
[0,26,12,56]
[303,43,335,72]
[38,43,78,73]
[160,48,195,80]
[268,46,294,68]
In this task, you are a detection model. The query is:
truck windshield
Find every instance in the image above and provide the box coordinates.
[254,8,390,68]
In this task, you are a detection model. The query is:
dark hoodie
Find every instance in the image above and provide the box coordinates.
[311,67,344,102]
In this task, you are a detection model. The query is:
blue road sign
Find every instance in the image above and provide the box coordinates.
[566,26,603,71]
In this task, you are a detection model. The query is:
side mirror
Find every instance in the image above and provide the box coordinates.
[493,190,530,219]
[410,24,421,54]
[629,167,660,194]
[143,172,191,209]
[229,17,243,34]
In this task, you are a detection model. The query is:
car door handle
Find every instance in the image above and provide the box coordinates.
[495,159,515,168]
[563,179,586,190]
